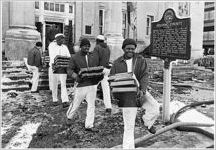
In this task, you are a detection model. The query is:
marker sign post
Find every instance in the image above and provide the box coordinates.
[149,8,191,123]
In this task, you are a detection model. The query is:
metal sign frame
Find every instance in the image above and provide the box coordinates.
[149,8,191,60]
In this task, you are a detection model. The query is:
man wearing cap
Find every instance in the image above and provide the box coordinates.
[93,35,112,114]
[66,38,103,132]
[110,38,149,149]
[27,42,43,93]
[48,33,71,108]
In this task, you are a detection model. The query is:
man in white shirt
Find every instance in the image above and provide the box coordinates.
[48,33,71,108]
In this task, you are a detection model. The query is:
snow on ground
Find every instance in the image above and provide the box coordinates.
[4,122,41,149]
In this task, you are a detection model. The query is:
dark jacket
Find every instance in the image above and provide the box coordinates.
[67,50,102,87]
[27,46,42,67]
[110,54,149,107]
[93,43,110,68]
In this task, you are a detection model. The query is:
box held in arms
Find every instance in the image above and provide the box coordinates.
[79,66,104,85]
[52,55,70,74]
[109,72,139,107]
[109,72,138,93]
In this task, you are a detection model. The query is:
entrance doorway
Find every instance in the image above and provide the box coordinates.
[45,22,63,50]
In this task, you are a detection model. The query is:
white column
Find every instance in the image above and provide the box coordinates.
[162,61,172,123]
[5,1,41,60]
[9,2,36,28]
[214,2,216,104]
[0,1,2,55]
[39,16,46,53]
[65,3,69,25]
[39,1,45,52]
[104,2,124,63]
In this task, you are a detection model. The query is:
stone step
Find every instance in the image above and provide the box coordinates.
[38,68,49,74]
[2,85,30,92]
[2,69,31,74]
[3,73,48,80]
[2,77,74,85]
[2,74,74,87]
[39,78,74,85]
[3,74,32,80]
[2,80,30,86]
[38,83,74,90]
[205,67,214,71]
[39,73,48,79]
[37,85,49,90]
[2,83,75,92]
[2,68,47,76]
[2,61,26,66]
[2,65,27,70]
[39,73,74,80]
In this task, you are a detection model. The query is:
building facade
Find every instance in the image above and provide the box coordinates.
[2,1,206,61]
[2,1,75,60]
[203,2,215,55]
[34,1,75,52]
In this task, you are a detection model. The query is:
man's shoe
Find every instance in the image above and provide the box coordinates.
[52,102,59,106]
[62,102,70,108]
[148,126,156,134]
[85,128,98,132]
[31,90,39,93]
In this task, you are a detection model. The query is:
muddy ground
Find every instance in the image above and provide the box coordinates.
[1,72,214,149]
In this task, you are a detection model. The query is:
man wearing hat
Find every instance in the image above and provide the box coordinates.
[94,35,112,114]
[66,38,103,132]
[110,38,149,149]
[48,33,71,108]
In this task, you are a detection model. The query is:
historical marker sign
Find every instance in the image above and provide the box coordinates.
[149,8,191,60]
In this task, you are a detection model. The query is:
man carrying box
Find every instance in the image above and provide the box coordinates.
[48,33,71,108]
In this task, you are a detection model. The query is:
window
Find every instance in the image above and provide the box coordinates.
[44,2,65,13]
[55,4,60,11]
[208,31,214,40]
[205,2,214,6]
[50,3,54,11]
[209,10,215,20]
[178,2,190,17]
[44,2,49,10]
[35,2,39,9]
[122,11,127,38]
[204,12,209,20]
[203,32,208,41]
[203,31,215,41]
[60,4,65,12]
[204,10,215,21]
[146,15,154,35]
[69,5,73,13]
[99,9,104,35]
[85,26,91,34]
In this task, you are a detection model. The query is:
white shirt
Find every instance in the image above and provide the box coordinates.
[126,58,140,87]
[48,42,71,66]
[125,58,133,73]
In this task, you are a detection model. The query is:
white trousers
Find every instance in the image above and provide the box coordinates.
[51,74,69,103]
[122,107,138,149]
[48,67,53,91]
[141,91,160,129]
[28,66,39,92]
[101,74,112,109]
[67,85,97,128]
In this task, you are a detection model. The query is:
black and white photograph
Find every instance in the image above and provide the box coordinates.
[1,0,215,149]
